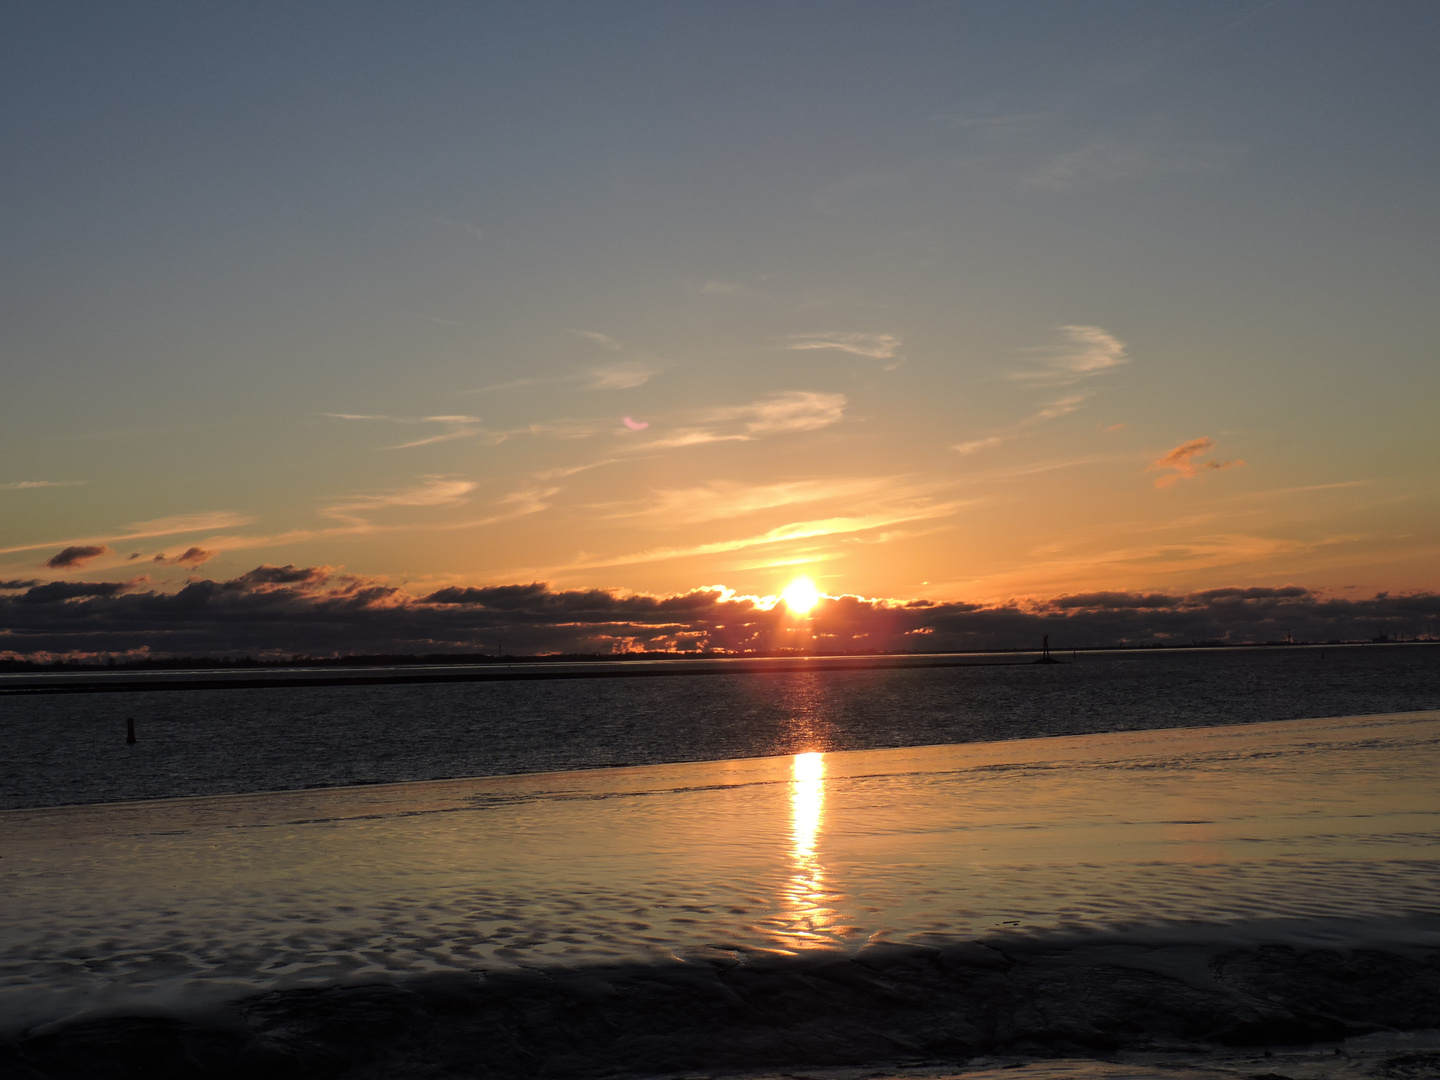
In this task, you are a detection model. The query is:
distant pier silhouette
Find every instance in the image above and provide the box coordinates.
[1033,634,1063,664]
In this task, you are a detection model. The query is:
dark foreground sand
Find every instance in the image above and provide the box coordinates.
[5,936,1440,1079]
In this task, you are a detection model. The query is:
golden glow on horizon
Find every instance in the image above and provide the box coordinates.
[780,576,821,615]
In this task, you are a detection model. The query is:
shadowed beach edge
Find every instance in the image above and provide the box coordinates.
[5,932,1440,1079]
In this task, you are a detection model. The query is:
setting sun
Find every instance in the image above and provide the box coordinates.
[780,577,821,614]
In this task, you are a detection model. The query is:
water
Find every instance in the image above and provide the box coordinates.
[3,711,1440,1073]
[3,644,1437,810]
[4,646,1440,1077]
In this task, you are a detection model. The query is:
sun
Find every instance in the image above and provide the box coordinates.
[780,576,821,615]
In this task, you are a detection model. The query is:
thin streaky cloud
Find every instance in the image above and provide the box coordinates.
[597,475,911,525]
[321,476,477,525]
[973,454,1130,481]
[1011,325,1129,386]
[601,390,848,455]
[1,480,86,490]
[954,436,1007,455]
[584,360,666,390]
[406,487,562,534]
[544,498,971,573]
[386,429,488,450]
[699,390,847,436]
[466,359,666,397]
[573,330,623,352]
[939,531,1351,604]
[324,411,488,450]
[0,511,255,556]
[1031,393,1090,421]
[1228,480,1371,500]
[630,428,750,451]
[952,393,1094,455]
[323,412,483,425]
[786,332,903,362]
[531,458,624,481]
[172,489,549,554]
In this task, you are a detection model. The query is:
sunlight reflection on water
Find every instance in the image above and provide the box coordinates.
[781,751,831,946]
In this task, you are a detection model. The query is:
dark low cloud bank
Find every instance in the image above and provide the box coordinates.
[1,566,1437,661]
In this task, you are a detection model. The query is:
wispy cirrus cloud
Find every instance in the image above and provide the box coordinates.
[573,330,622,351]
[953,436,1007,456]
[1011,325,1129,386]
[1,480,86,490]
[1148,437,1245,488]
[617,390,848,453]
[322,412,489,450]
[1031,393,1090,420]
[321,475,478,525]
[0,511,256,558]
[954,326,1127,455]
[583,360,666,389]
[701,390,847,436]
[786,332,904,369]
[952,394,1092,455]
[553,498,969,573]
[598,476,906,525]
[465,332,668,397]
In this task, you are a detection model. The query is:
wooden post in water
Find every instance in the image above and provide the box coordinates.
[126,717,136,744]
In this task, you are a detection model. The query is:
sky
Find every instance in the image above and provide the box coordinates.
[2,2,1438,656]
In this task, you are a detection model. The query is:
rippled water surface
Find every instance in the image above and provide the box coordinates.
[3,644,1438,809]
[4,710,1438,1033]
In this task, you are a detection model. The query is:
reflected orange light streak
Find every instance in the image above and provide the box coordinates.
[782,751,832,945]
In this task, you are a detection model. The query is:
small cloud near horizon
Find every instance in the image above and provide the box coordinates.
[153,547,217,567]
[46,544,111,569]
[1149,437,1245,488]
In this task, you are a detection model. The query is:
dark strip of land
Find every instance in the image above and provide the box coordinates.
[0,654,1030,696]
